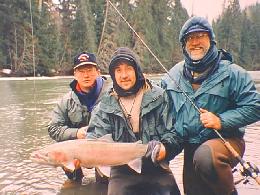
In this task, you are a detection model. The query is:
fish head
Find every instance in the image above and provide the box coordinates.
[30,149,68,167]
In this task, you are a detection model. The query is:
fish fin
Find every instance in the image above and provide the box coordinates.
[63,161,75,172]
[135,140,143,144]
[97,134,114,142]
[96,166,111,178]
[87,134,114,142]
[128,158,142,174]
[159,160,170,170]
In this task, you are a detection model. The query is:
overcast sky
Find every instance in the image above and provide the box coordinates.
[181,0,259,22]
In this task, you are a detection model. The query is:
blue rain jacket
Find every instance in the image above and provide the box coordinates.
[161,60,260,144]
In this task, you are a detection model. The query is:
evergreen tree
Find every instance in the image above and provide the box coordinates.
[168,0,189,68]
[1,1,259,75]
[133,0,161,72]
[90,0,106,46]
[97,0,133,72]
[55,0,78,74]
[214,0,243,63]
[246,3,260,69]
[0,0,37,75]
[71,0,97,55]
[239,12,254,69]
[35,2,62,76]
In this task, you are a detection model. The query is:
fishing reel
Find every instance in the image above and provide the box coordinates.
[233,162,260,185]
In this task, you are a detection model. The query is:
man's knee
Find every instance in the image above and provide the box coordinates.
[193,144,218,182]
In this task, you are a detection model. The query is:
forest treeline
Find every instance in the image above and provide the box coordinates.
[0,0,259,76]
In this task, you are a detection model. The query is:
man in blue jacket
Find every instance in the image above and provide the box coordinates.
[161,16,260,195]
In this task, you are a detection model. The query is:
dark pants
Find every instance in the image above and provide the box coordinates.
[183,137,245,195]
[95,168,109,184]
[64,167,109,184]
[108,161,181,195]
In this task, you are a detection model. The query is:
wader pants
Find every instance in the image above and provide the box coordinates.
[183,137,245,195]
[108,160,181,195]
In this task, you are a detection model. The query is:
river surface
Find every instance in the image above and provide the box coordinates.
[0,73,259,195]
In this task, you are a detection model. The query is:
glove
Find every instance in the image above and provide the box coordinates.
[145,140,166,164]
[63,159,84,182]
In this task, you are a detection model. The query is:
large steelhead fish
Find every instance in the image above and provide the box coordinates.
[30,134,148,176]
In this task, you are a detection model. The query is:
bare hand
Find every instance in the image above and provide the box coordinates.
[200,108,222,130]
[77,126,87,139]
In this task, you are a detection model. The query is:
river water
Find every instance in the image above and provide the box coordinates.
[0,73,259,195]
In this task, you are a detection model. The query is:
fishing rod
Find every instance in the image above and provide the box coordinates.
[29,0,38,132]
[106,0,260,185]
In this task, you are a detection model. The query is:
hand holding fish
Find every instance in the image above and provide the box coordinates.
[62,159,81,172]
[200,108,222,130]
[145,140,166,163]
[62,159,83,181]
[77,126,87,139]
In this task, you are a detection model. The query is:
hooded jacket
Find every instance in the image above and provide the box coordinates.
[87,83,182,161]
[87,48,182,161]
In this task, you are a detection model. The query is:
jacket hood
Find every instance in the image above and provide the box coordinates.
[179,16,216,44]
[179,17,218,73]
[109,47,145,97]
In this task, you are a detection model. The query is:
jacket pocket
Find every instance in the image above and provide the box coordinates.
[68,106,85,125]
[199,83,231,112]
[169,91,187,114]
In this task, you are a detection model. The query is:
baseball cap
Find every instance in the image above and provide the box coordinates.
[73,52,98,69]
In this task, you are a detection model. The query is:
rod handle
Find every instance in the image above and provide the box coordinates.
[254,175,260,185]
[224,141,240,158]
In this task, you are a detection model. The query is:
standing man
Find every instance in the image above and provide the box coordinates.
[48,51,109,183]
[161,16,260,195]
[87,47,182,195]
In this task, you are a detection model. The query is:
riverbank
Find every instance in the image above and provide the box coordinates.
[0,71,259,81]
[0,76,74,81]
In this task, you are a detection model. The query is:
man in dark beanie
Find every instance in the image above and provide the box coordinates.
[162,16,260,195]
[87,47,182,195]
[48,51,110,184]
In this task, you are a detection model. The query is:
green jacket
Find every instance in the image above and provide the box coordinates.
[48,77,110,142]
[161,60,260,144]
[87,83,182,161]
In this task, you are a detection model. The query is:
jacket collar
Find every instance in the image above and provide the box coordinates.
[165,60,232,96]
[194,60,231,97]
[98,83,164,117]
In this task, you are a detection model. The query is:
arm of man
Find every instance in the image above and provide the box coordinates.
[48,97,81,142]
[86,102,113,139]
[200,108,222,130]
[77,127,87,139]
[218,67,260,130]
[146,91,183,163]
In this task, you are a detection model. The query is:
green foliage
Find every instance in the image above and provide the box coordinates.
[214,0,242,61]
[90,0,106,45]
[167,0,189,68]
[0,0,260,76]
[0,0,36,75]
[214,1,260,69]
[35,4,62,76]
